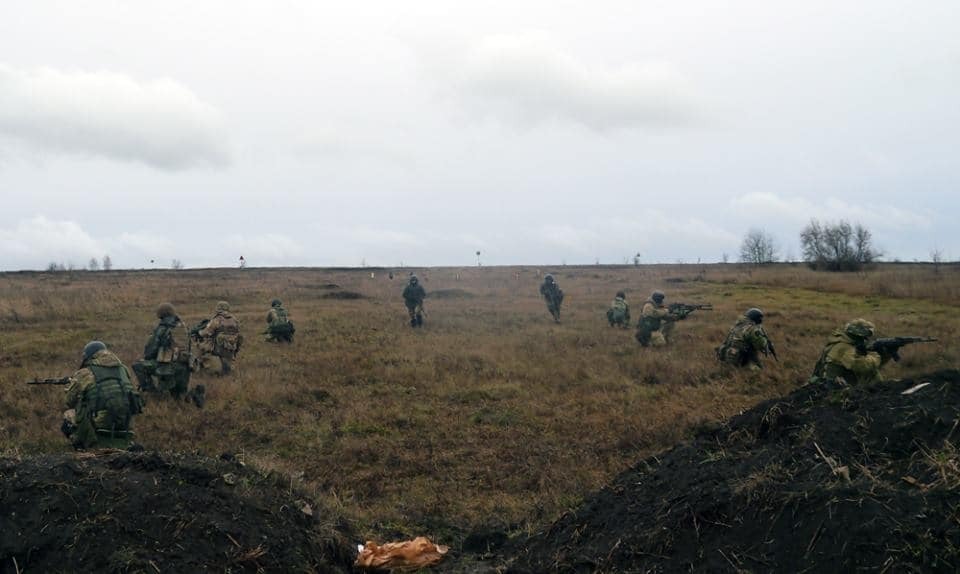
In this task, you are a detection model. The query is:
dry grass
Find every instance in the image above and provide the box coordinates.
[1,264,957,543]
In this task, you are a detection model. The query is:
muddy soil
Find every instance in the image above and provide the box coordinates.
[508,370,960,573]
[0,451,356,573]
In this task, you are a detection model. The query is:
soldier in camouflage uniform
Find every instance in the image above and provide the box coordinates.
[811,319,891,385]
[402,275,426,328]
[606,291,630,328]
[63,341,144,450]
[195,301,243,375]
[636,290,680,347]
[265,298,295,342]
[539,274,564,323]
[716,308,772,370]
[132,302,192,398]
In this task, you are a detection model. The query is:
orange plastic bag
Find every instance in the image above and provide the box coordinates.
[355,536,449,571]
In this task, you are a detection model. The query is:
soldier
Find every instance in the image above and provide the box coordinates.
[539,274,564,323]
[716,308,773,370]
[62,341,144,450]
[265,298,296,342]
[811,318,891,385]
[606,291,630,328]
[195,301,243,375]
[402,275,426,327]
[132,302,192,399]
[636,290,680,347]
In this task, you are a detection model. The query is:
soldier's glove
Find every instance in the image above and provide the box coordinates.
[60,419,77,438]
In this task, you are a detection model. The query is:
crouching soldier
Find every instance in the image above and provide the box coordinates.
[133,302,192,399]
[811,319,891,385]
[607,291,630,328]
[194,301,243,375]
[716,308,775,370]
[265,298,295,342]
[63,341,144,450]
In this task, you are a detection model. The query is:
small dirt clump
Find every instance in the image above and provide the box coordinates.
[508,370,960,573]
[0,450,356,573]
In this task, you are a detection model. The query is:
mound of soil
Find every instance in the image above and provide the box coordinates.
[323,291,365,300]
[0,451,356,573]
[509,370,960,573]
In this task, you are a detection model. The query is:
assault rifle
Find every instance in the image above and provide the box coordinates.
[27,377,72,385]
[765,334,779,362]
[868,336,937,362]
[668,302,713,318]
[189,319,210,339]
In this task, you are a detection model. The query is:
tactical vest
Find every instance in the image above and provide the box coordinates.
[81,364,143,434]
[269,307,295,336]
[717,319,753,365]
[214,315,242,355]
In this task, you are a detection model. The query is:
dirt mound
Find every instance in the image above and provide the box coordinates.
[323,290,365,300]
[508,370,960,573]
[0,451,356,573]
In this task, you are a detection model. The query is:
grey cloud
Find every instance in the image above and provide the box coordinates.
[0,64,230,169]
[428,32,701,131]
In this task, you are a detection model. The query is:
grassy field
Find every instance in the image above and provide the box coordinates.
[1,263,957,546]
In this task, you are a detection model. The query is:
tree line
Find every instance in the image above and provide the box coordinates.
[741,219,880,271]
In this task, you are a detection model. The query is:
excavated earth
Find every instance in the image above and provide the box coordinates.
[0,451,356,573]
[507,370,960,573]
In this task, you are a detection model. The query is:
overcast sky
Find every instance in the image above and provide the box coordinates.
[1,1,958,270]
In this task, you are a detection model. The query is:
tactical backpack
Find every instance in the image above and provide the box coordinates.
[269,307,296,336]
[74,365,144,448]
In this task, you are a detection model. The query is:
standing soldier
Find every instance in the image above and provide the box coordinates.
[539,274,564,323]
[62,341,144,450]
[132,302,192,399]
[636,290,679,347]
[716,308,775,370]
[265,298,295,343]
[402,275,426,327]
[811,319,891,385]
[606,291,630,328]
[195,301,243,375]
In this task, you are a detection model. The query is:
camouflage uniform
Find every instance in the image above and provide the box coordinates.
[402,277,426,327]
[717,313,770,370]
[265,299,295,343]
[196,301,243,374]
[64,344,144,450]
[606,293,630,328]
[132,303,191,398]
[812,319,890,385]
[636,292,677,347]
[539,275,564,322]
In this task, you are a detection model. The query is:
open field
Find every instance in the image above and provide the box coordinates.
[1,263,957,550]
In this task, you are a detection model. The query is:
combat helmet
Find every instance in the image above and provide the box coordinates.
[745,308,764,324]
[845,318,875,340]
[216,301,231,312]
[271,299,282,307]
[409,275,419,285]
[81,340,107,365]
[156,302,176,319]
[616,291,625,299]
[545,274,555,283]
[651,290,665,303]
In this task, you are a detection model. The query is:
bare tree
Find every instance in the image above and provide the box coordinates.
[171,259,184,270]
[739,229,778,264]
[800,219,878,271]
[88,257,100,271]
[102,255,113,271]
[931,247,944,273]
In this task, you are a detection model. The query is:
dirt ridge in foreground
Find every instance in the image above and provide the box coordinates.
[0,450,356,573]
[507,370,960,573]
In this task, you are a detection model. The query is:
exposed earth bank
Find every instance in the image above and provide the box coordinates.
[507,370,960,573]
[0,450,356,573]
